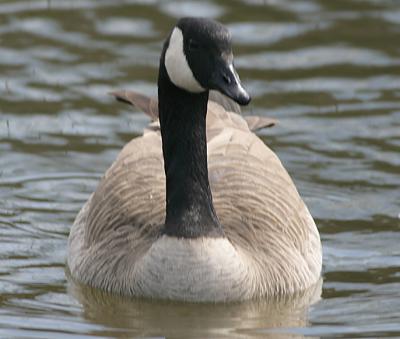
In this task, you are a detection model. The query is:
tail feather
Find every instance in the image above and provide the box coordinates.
[109,90,158,121]
[110,90,277,131]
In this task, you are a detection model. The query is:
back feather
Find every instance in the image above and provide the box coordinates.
[109,90,277,132]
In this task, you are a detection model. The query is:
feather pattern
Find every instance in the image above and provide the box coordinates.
[110,90,277,131]
[68,94,321,301]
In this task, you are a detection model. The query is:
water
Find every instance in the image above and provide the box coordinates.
[0,0,399,337]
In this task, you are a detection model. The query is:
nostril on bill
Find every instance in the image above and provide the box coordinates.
[222,73,231,84]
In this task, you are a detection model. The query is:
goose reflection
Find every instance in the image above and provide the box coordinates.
[67,275,322,338]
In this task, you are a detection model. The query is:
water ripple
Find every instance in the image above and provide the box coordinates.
[1,0,400,337]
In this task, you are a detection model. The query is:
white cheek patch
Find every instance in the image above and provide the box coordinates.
[165,27,205,93]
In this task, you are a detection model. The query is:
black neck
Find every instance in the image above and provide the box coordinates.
[158,56,223,238]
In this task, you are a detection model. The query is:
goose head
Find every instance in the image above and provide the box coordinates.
[163,17,251,106]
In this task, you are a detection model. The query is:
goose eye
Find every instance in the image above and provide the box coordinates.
[188,39,200,51]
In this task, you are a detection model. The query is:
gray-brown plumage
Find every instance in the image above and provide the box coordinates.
[68,17,321,302]
[110,89,277,132]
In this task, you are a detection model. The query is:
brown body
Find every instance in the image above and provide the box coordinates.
[68,91,321,301]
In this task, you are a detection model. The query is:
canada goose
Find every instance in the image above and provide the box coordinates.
[68,17,322,302]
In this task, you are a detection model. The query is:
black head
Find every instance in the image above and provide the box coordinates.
[163,17,251,106]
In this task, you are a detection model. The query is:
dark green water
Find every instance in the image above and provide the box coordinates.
[0,0,399,338]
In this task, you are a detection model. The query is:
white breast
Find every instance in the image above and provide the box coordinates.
[132,235,257,302]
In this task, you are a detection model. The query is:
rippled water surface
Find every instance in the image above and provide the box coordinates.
[1,0,399,338]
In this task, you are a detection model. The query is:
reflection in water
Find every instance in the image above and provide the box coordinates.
[68,275,322,338]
